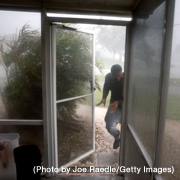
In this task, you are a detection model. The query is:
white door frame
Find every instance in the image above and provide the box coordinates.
[41,10,131,177]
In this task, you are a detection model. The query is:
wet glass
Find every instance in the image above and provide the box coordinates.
[0,11,42,119]
[57,96,93,167]
[161,0,180,179]
[124,129,151,180]
[56,28,93,100]
[128,2,166,163]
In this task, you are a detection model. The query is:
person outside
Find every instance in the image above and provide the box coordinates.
[96,64,123,149]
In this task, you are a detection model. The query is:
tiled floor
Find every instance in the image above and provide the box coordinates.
[41,173,124,180]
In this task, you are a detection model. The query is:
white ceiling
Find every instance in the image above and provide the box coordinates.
[41,0,141,9]
[0,0,142,15]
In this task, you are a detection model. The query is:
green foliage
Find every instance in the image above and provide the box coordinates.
[0,24,104,120]
[0,24,42,119]
[95,57,104,92]
[94,84,110,108]
[55,28,93,118]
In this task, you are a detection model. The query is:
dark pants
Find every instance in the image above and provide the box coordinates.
[105,105,121,140]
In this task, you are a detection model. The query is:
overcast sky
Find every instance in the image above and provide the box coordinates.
[0,11,41,37]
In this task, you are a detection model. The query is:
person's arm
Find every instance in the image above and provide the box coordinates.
[96,74,110,106]
[103,74,110,99]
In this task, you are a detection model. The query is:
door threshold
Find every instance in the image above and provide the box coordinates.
[42,173,124,180]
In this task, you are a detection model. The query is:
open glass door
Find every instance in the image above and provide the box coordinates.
[51,23,95,169]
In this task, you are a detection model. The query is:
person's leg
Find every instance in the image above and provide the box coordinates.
[105,105,121,140]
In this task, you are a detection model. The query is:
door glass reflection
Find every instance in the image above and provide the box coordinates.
[127,2,166,161]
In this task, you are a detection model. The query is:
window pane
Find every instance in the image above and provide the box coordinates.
[161,0,180,179]
[56,28,93,100]
[57,96,93,167]
[0,11,42,119]
[128,2,166,162]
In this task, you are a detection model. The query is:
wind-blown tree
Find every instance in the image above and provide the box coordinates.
[0,24,102,119]
[55,28,94,119]
[96,25,126,62]
[0,24,42,119]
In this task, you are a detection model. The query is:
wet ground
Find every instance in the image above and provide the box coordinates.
[70,107,120,168]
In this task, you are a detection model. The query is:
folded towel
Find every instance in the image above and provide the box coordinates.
[0,139,13,168]
[0,139,9,151]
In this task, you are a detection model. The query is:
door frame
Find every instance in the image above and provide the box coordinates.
[42,10,131,177]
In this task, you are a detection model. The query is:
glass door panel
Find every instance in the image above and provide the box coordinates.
[122,1,168,179]
[51,24,94,168]
[57,96,93,167]
[56,28,93,100]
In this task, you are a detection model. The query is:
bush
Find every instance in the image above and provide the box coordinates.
[0,24,42,119]
[0,24,102,120]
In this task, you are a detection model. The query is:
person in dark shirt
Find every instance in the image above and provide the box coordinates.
[96,64,123,149]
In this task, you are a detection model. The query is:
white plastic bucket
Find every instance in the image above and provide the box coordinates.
[0,133,20,180]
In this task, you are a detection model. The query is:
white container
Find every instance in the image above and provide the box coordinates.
[0,133,20,180]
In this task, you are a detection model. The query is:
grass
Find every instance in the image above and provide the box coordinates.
[166,94,180,120]
[94,86,111,108]
[96,74,105,82]
[128,76,180,121]
[169,78,180,87]
[131,92,180,121]
[95,74,110,108]
[166,78,180,120]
